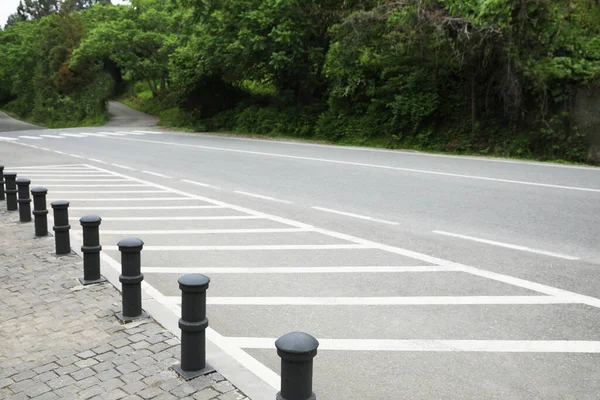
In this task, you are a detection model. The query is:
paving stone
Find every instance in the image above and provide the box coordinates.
[76,350,97,359]
[212,381,235,394]
[47,374,76,389]
[23,382,52,397]
[138,386,165,399]
[12,369,36,382]
[70,367,95,381]
[78,384,105,399]
[193,388,220,400]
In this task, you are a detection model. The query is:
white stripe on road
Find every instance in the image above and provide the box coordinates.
[15,174,112,177]
[141,265,456,274]
[234,191,292,204]
[230,337,600,353]
[54,190,166,194]
[60,133,86,138]
[9,164,87,169]
[39,135,65,139]
[133,130,163,134]
[118,131,146,135]
[41,179,130,182]
[84,133,107,137]
[87,158,107,164]
[111,164,135,170]
[68,154,84,158]
[70,205,224,210]
[106,244,372,252]
[101,132,125,136]
[433,230,579,261]
[47,197,188,201]
[46,184,148,188]
[0,137,19,141]
[18,136,41,140]
[115,137,600,193]
[71,215,259,221]
[102,227,311,234]
[164,295,578,306]
[142,170,171,178]
[312,206,399,225]
[181,179,221,190]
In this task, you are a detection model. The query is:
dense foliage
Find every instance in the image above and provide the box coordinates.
[1,0,599,161]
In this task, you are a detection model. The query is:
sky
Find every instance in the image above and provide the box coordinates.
[0,0,129,29]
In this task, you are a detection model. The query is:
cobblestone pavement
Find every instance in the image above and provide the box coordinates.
[0,208,249,400]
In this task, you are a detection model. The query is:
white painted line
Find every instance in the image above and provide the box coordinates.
[142,170,171,178]
[48,184,148,188]
[102,228,312,235]
[68,154,84,159]
[14,174,112,177]
[106,244,372,252]
[101,132,125,136]
[141,266,456,274]
[230,337,600,353]
[133,130,163,135]
[312,206,399,225]
[433,231,579,261]
[72,215,260,221]
[0,137,19,141]
[9,164,87,169]
[55,190,166,194]
[71,205,224,210]
[46,197,190,201]
[54,151,66,154]
[40,179,131,182]
[84,133,107,137]
[118,131,146,135]
[60,133,86,138]
[39,147,51,151]
[18,135,42,140]
[181,179,222,190]
[40,135,65,139]
[111,164,135,170]
[114,137,600,193]
[164,295,578,306]
[87,158,107,164]
[234,191,292,204]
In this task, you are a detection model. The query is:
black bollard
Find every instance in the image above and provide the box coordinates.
[5,172,17,211]
[0,165,5,201]
[16,178,32,222]
[51,200,71,255]
[116,238,148,322]
[79,215,107,285]
[31,187,48,237]
[172,274,215,379]
[275,332,319,400]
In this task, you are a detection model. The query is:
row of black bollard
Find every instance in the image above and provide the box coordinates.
[0,167,319,400]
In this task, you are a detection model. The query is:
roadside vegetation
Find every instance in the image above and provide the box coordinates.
[1,0,599,163]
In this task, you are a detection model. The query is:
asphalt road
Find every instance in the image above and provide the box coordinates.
[1,106,599,399]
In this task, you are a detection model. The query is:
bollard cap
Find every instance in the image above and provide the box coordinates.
[118,237,144,252]
[31,187,48,195]
[16,178,31,185]
[178,274,210,292]
[51,200,70,209]
[4,171,17,178]
[0,165,4,170]
[275,332,319,360]
[80,214,102,226]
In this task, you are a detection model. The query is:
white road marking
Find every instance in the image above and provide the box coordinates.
[72,215,260,221]
[68,154,84,159]
[84,133,107,137]
[87,158,107,164]
[181,179,221,190]
[141,265,456,274]
[133,130,163,134]
[16,174,112,177]
[230,337,600,353]
[101,132,125,136]
[433,230,580,261]
[54,151,66,154]
[40,135,65,139]
[101,227,312,235]
[46,197,190,201]
[234,191,292,204]
[71,205,223,210]
[312,206,398,225]
[48,184,148,188]
[115,137,600,193]
[54,190,166,194]
[142,170,171,178]
[164,295,578,306]
[118,131,146,135]
[40,179,130,182]
[9,164,87,169]
[106,244,372,251]
[18,135,41,140]
[111,164,134,170]
[60,133,86,138]
[0,137,19,141]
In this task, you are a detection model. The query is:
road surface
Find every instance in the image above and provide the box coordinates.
[1,106,599,399]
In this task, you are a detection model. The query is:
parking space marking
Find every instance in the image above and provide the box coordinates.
[71,205,225,210]
[15,174,112,177]
[51,184,149,188]
[0,136,19,141]
[112,164,135,170]
[312,206,399,225]
[41,179,131,182]
[87,158,108,164]
[230,338,600,353]
[164,295,579,306]
[181,179,222,190]
[105,228,312,235]
[234,191,293,204]
[18,135,42,140]
[48,197,188,201]
[85,216,260,221]
[142,170,171,178]
[141,266,457,274]
[39,135,66,139]
[61,133,86,138]
[105,244,371,251]
[55,190,166,194]
[433,230,579,260]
